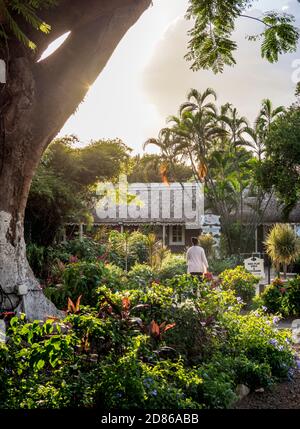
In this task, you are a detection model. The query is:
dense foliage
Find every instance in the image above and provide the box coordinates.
[260,277,300,317]
[261,108,300,219]
[219,266,258,304]
[0,272,294,409]
[25,137,130,245]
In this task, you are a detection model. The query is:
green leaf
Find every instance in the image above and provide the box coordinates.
[36,359,45,370]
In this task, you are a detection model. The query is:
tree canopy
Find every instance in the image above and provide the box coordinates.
[185,0,300,73]
[260,106,300,220]
[0,0,299,73]
[26,136,131,245]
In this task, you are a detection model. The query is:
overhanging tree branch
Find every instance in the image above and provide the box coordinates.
[31,0,151,148]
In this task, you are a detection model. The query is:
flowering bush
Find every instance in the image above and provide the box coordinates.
[261,276,300,316]
[223,309,294,381]
[0,272,295,410]
[219,266,258,304]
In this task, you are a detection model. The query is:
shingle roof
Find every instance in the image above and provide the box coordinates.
[240,195,300,224]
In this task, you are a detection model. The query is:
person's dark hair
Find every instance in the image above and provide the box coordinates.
[191,237,198,246]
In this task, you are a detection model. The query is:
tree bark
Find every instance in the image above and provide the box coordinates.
[0,0,151,320]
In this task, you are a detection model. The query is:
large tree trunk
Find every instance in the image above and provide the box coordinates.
[0,0,151,321]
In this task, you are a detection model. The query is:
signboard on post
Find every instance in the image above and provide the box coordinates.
[200,214,221,256]
[244,257,265,280]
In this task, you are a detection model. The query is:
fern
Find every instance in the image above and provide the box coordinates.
[0,0,57,49]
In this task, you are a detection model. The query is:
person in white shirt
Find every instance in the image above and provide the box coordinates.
[186,237,209,281]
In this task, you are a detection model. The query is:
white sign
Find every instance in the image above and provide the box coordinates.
[244,257,265,280]
[201,214,220,225]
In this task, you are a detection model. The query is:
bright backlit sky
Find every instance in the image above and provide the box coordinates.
[45,0,300,153]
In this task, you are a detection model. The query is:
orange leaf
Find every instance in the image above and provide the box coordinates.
[164,323,176,333]
[67,297,76,313]
[122,297,131,312]
[159,321,167,331]
[149,320,160,337]
[75,295,82,313]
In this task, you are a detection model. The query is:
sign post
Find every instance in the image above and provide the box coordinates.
[244,257,265,279]
[244,256,265,295]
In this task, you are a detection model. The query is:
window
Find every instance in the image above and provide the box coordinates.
[169,225,185,245]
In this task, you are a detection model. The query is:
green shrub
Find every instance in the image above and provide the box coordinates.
[0,270,296,410]
[197,359,237,408]
[220,266,257,303]
[45,261,124,308]
[285,276,300,315]
[260,278,285,314]
[230,355,273,390]
[209,255,241,276]
[26,243,47,279]
[107,230,149,270]
[223,309,294,381]
[95,337,203,409]
[261,276,300,317]
[158,254,187,280]
[127,263,157,290]
[63,238,106,261]
[128,231,149,264]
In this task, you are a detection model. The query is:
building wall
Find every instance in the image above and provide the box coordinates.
[168,227,202,253]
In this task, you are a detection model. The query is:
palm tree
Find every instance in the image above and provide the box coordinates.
[257,99,285,133]
[179,88,218,116]
[219,104,251,151]
[143,128,183,185]
[265,224,300,279]
[244,100,285,161]
[168,88,226,181]
[218,105,252,248]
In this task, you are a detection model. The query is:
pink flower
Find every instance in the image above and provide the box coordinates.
[69,255,78,263]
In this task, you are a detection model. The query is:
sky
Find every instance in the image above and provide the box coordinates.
[44,0,300,153]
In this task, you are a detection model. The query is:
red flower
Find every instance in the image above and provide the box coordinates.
[0,311,15,319]
[280,287,287,294]
[204,272,214,281]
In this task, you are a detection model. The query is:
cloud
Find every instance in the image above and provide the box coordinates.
[142,0,300,127]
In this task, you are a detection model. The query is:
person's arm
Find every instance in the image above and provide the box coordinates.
[186,248,191,262]
[201,248,209,273]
